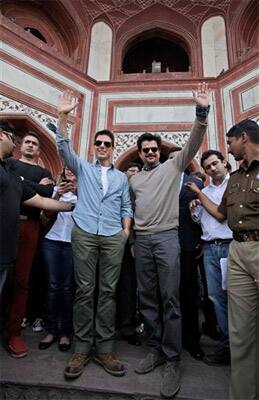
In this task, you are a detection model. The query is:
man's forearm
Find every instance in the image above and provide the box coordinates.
[122,217,132,233]
[58,113,69,139]
[197,192,225,222]
[24,194,73,212]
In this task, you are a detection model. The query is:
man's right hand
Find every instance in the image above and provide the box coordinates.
[57,90,78,115]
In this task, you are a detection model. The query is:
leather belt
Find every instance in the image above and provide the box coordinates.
[204,238,232,245]
[233,230,259,242]
[19,215,28,220]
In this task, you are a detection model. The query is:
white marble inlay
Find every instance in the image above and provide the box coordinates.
[241,85,259,111]
[115,105,194,124]
[88,22,112,81]
[1,41,93,158]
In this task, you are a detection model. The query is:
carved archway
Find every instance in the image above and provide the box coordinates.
[115,142,201,172]
[1,115,62,178]
[113,20,201,78]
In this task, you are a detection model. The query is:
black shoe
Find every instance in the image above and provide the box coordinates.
[39,335,56,350]
[203,347,230,366]
[59,342,71,352]
[186,345,204,360]
[124,334,141,346]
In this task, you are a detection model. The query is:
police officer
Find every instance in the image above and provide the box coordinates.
[185,119,259,400]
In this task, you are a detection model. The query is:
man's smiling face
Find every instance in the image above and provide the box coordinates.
[139,140,160,167]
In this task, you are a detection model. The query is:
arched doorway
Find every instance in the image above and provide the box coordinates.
[1,115,62,178]
[123,34,189,74]
[115,142,200,173]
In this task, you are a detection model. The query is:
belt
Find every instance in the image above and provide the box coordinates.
[19,215,28,221]
[204,238,232,245]
[233,230,259,242]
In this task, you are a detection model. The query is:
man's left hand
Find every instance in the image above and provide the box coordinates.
[193,82,210,108]
[123,228,130,238]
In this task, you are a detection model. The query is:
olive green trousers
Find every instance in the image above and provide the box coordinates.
[71,224,127,354]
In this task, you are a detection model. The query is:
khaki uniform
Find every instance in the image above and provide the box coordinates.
[219,159,259,400]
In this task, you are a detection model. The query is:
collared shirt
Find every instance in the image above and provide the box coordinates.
[45,189,77,243]
[55,130,133,236]
[219,159,259,232]
[191,174,233,241]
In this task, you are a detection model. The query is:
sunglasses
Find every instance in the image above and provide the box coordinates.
[142,147,159,154]
[95,140,112,148]
[2,130,16,144]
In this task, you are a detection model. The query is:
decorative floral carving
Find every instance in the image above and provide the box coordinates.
[0,95,72,136]
[113,131,200,161]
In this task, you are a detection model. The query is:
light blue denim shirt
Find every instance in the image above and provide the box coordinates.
[56,130,133,236]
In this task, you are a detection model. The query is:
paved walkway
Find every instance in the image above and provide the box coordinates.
[0,330,230,400]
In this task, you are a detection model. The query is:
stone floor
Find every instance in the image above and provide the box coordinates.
[0,329,230,400]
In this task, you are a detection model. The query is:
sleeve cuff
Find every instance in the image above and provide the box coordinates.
[196,105,210,118]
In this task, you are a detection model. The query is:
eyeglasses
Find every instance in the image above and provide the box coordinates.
[95,140,112,148]
[2,130,16,144]
[142,147,159,154]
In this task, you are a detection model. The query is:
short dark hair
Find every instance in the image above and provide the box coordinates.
[124,162,141,172]
[201,150,225,168]
[0,120,14,134]
[94,129,115,147]
[226,119,259,144]
[137,132,162,151]
[167,146,182,157]
[22,131,40,145]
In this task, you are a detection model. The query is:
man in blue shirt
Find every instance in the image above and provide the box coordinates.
[56,90,132,379]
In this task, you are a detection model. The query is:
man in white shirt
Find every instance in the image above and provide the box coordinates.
[186,150,232,366]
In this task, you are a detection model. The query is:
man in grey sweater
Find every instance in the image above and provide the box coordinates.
[130,82,210,398]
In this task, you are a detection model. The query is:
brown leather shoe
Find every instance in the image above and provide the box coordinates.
[64,353,90,379]
[94,352,125,376]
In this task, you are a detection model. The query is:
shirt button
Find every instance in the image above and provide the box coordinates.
[238,220,243,224]
[239,204,243,208]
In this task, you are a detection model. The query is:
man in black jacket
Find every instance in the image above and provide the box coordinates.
[168,147,204,360]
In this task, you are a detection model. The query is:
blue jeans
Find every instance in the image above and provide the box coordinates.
[203,242,230,347]
[41,238,74,336]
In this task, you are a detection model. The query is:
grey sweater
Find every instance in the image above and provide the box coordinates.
[130,118,208,234]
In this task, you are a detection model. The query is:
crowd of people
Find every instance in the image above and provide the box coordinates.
[0,82,258,400]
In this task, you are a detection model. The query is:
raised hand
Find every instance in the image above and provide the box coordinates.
[193,82,210,108]
[57,90,78,115]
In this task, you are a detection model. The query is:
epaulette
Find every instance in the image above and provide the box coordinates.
[230,169,239,175]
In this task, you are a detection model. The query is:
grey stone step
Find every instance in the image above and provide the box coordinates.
[0,331,230,400]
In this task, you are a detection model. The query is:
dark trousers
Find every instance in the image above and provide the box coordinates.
[26,245,47,323]
[7,220,40,336]
[41,238,74,336]
[117,242,137,336]
[135,229,181,361]
[180,251,200,350]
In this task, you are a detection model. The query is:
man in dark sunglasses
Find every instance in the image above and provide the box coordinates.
[130,82,210,398]
[55,91,133,380]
